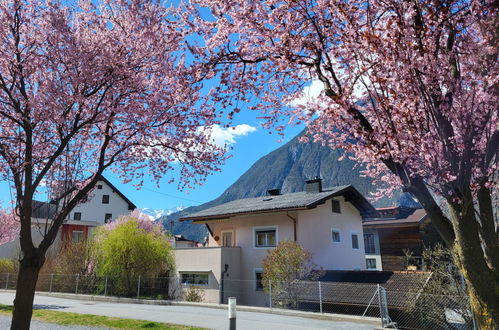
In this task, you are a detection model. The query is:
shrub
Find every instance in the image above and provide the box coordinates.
[184,286,204,302]
[92,211,175,296]
[262,241,322,308]
[0,258,17,273]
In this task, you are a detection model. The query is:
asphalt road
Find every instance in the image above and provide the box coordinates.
[0,292,375,330]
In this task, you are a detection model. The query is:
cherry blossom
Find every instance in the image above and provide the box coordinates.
[187,0,498,327]
[0,1,227,328]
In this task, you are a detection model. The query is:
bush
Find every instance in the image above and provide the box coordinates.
[92,211,175,296]
[184,286,204,302]
[0,258,17,273]
[262,241,322,308]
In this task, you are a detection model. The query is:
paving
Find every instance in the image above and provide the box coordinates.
[0,291,375,330]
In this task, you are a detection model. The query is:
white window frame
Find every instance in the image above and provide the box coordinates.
[253,226,278,249]
[179,272,209,287]
[221,230,235,247]
[72,230,84,243]
[364,233,376,254]
[366,258,377,270]
[254,268,263,291]
[351,232,360,250]
[331,228,341,243]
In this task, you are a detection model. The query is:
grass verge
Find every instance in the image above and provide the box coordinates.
[0,304,205,329]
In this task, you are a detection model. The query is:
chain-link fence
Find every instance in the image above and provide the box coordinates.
[0,273,181,300]
[0,273,475,329]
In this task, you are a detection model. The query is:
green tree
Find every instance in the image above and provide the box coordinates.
[262,241,322,308]
[92,211,175,296]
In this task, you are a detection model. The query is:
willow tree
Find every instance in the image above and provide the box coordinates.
[188,0,498,327]
[0,1,226,328]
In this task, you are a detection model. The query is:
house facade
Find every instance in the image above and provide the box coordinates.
[175,178,375,306]
[0,176,135,259]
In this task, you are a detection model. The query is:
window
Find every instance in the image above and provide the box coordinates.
[331,229,341,243]
[364,233,376,254]
[72,231,84,243]
[254,227,277,247]
[180,273,209,286]
[221,231,233,247]
[97,185,103,189]
[73,212,81,221]
[331,200,341,213]
[366,258,377,270]
[255,271,263,291]
[104,213,112,223]
[351,233,359,249]
[102,195,110,204]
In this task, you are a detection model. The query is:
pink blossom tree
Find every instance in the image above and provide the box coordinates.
[0,208,19,245]
[188,0,498,327]
[0,0,226,328]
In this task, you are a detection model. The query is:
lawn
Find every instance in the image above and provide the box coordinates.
[0,304,205,329]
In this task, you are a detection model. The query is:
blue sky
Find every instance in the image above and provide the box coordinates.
[116,113,305,211]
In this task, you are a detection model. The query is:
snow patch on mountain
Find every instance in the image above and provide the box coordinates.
[140,206,186,221]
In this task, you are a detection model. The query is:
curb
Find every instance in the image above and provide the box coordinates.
[0,290,381,327]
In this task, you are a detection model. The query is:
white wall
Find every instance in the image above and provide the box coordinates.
[65,180,132,225]
[297,196,366,271]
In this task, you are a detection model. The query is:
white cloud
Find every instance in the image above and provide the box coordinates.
[289,80,324,107]
[200,124,257,147]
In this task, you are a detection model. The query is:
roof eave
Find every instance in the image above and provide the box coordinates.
[181,206,308,223]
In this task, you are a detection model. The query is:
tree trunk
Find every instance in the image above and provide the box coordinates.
[448,194,499,329]
[10,251,45,330]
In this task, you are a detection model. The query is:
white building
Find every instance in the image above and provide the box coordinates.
[0,176,136,259]
[174,178,376,306]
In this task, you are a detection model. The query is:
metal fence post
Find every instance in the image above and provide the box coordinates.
[137,275,141,299]
[319,281,323,314]
[269,280,272,308]
[49,274,53,293]
[5,273,9,289]
[75,274,80,294]
[104,276,108,296]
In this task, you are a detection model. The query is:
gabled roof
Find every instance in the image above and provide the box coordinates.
[180,185,375,222]
[32,176,136,220]
[32,200,58,219]
[97,175,136,210]
[363,208,427,228]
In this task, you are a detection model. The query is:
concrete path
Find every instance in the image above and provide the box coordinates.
[0,292,375,330]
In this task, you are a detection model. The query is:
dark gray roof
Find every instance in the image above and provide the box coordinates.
[32,200,58,219]
[180,185,375,221]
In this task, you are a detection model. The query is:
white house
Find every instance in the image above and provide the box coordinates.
[174,178,376,306]
[0,176,136,259]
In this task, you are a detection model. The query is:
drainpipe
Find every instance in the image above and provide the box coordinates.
[286,211,297,241]
[220,264,229,304]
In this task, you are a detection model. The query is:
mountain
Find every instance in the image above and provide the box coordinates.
[141,206,186,221]
[159,130,418,242]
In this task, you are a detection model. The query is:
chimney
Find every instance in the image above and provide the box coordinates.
[267,189,281,196]
[305,178,322,193]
